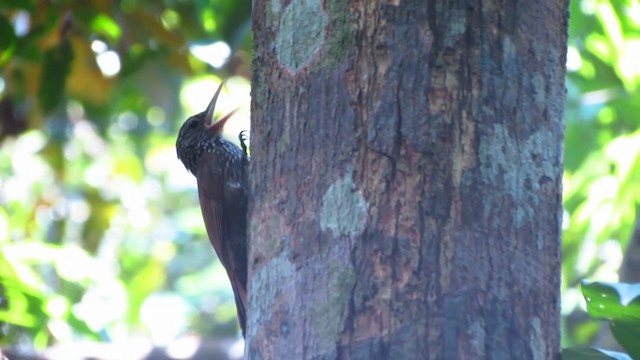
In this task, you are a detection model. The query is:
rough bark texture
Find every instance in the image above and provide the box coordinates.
[249,1,568,359]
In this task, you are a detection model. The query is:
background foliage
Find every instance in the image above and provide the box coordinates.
[0,0,638,358]
[563,0,640,351]
[0,0,251,358]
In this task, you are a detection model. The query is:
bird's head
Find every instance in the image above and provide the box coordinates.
[176,81,237,174]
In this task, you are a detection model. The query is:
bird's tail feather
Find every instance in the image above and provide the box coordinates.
[230,275,247,337]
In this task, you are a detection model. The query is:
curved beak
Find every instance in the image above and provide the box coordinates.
[204,81,225,128]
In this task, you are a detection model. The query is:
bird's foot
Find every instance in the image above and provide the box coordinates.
[239,130,250,157]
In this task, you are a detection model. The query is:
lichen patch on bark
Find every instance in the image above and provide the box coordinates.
[276,0,327,73]
[468,318,486,357]
[308,252,356,355]
[248,253,295,339]
[529,317,546,359]
[320,171,368,238]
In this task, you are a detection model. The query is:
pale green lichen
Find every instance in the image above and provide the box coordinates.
[320,171,367,238]
[309,249,356,354]
[248,253,295,338]
[271,0,282,15]
[276,123,290,154]
[276,0,327,72]
[468,318,486,356]
[266,0,280,26]
[477,123,558,230]
[322,0,355,68]
[529,317,546,360]
[532,73,547,109]
[444,8,467,47]
[502,36,517,63]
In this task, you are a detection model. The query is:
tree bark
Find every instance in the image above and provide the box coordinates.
[249,1,568,359]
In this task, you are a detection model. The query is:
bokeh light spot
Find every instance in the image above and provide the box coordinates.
[96,51,121,77]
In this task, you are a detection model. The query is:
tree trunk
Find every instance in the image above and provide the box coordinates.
[249,1,567,359]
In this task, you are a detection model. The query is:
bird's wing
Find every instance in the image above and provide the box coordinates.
[196,151,247,335]
[197,152,230,266]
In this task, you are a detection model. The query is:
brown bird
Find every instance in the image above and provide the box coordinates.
[176,82,249,336]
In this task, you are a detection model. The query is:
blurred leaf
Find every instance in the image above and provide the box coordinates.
[585,33,613,66]
[582,281,640,358]
[562,348,632,360]
[1,0,34,11]
[595,2,622,49]
[0,288,40,327]
[0,15,17,64]
[0,207,8,243]
[82,190,117,254]
[1,248,47,293]
[130,9,184,47]
[616,39,640,92]
[582,281,640,320]
[114,151,144,182]
[0,243,104,341]
[38,39,74,113]
[572,320,601,346]
[125,256,166,325]
[118,44,152,77]
[66,37,113,106]
[91,14,122,41]
[609,320,640,360]
[0,249,46,329]
[607,131,640,185]
[0,0,258,348]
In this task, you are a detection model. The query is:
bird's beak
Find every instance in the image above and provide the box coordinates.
[204,81,238,135]
[204,81,225,128]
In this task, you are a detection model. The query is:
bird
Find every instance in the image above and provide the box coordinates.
[176,81,249,336]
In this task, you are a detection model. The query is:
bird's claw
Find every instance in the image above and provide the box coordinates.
[239,130,250,157]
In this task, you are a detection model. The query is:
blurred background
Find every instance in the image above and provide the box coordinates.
[0,0,638,359]
[0,1,251,359]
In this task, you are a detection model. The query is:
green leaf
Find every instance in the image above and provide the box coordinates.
[581,281,640,320]
[562,348,631,360]
[38,40,74,113]
[91,14,122,41]
[0,15,17,63]
[581,281,640,358]
[609,321,640,360]
[0,15,16,49]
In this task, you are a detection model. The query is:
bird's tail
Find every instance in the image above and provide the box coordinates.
[230,274,247,337]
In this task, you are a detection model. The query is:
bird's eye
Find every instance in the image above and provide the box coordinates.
[188,119,198,129]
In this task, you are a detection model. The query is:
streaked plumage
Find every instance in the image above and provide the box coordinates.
[176,82,249,336]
